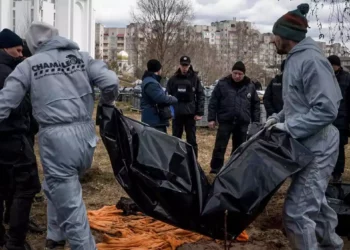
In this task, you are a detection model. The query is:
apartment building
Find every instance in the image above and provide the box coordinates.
[0,0,95,57]
[95,23,127,61]
[95,22,104,59]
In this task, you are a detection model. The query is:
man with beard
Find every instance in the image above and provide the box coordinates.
[265,3,343,249]
[208,61,260,174]
[327,55,350,183]
[263,60,285,118]
[166,56,204,158]
[0,29,41,250]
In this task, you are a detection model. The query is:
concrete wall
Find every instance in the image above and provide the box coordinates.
[55,0,95,57]
[0,0,12,31]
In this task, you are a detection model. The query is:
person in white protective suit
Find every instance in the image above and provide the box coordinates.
[0,22,119,249]
[264,3,344,250]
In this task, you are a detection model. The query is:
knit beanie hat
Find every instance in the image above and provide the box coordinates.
[328,55,341,67]
[232,61,246,74]
[272,3,309,42]
[147,59,162,73]
[0,29,23,49]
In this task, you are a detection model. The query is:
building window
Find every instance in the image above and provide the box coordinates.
[31,9,34,21]
[13,1,15,7]
[32,0,34,6]
[13,10,15,19]
[53,13,55,26]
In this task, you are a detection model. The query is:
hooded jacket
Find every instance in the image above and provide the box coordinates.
[141,71,177,127]
[0,50,32,135]
[272,37,342,151]
[166,67,204,116]
[208,75,260,124]
[0,22,119,128]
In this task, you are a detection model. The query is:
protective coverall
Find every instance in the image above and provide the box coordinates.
[270,37,344,249]
[0,22,119,249]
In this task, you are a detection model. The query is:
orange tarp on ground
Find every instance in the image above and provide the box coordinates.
[88,205,249,249]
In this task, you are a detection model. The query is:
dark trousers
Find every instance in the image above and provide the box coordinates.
[152,126,167,134]
[0,135,41,249]
[210,122,248,172]
[333,130,347,177]
[172,115,198,157]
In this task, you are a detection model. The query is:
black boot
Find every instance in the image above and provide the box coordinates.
[3,240,32,250]
[45,239,65,250]
[28,219,45,234]
[209,157,224,174]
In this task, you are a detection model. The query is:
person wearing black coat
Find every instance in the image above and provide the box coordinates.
[208,61,260,174]
[328,55,350,182]
[141,59,178,133]
[263,60,285,118]
[0,29,42,250]
[166,56,204,157]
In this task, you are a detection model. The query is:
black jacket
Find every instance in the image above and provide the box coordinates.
[0,50,32,135]
[166,68,204,116]
[333,68,350,132]
[208,75,260,124]
[263,74,283,118]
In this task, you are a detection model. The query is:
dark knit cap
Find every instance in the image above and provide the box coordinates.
[147,59,162,73]
[328,55,341,66]
[0,29,23,49]
[272,3,309,42]
[232,61,246,74]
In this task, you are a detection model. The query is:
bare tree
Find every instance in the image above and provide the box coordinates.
[130,0,194,76]
[186,33,222,85]
[308,0,350,46]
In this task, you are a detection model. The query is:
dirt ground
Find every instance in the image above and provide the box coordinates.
[26,102,350,249]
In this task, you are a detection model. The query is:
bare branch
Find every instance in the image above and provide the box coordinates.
[129,0,194,76]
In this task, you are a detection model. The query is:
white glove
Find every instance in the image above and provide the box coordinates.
[264,117,278,128]
[269,122,286,131]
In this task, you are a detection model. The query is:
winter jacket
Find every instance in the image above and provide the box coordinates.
[271,37,342,146]
[333,67,350,132]
[208,75,260,124]
[254,81,262,91]
[166,68,204,117]
[0,36,119,128]
[263,74,283,117]
[141,71,177,127]
[0,50,32,135]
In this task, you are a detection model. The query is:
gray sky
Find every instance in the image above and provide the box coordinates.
[94,0,340,44]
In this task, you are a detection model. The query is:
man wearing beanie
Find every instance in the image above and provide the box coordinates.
[0,28,42,250]
[141,59,177,132]
[0,21,119,249]
[166,56,204,158]
[208,61,260,174]
[263,59,285,118]
[327,55,350,183]
[265,3,344,249]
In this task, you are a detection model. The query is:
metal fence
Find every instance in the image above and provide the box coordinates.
[116,85,267,127]
[131,87,142,111]
[196,88,212,127]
